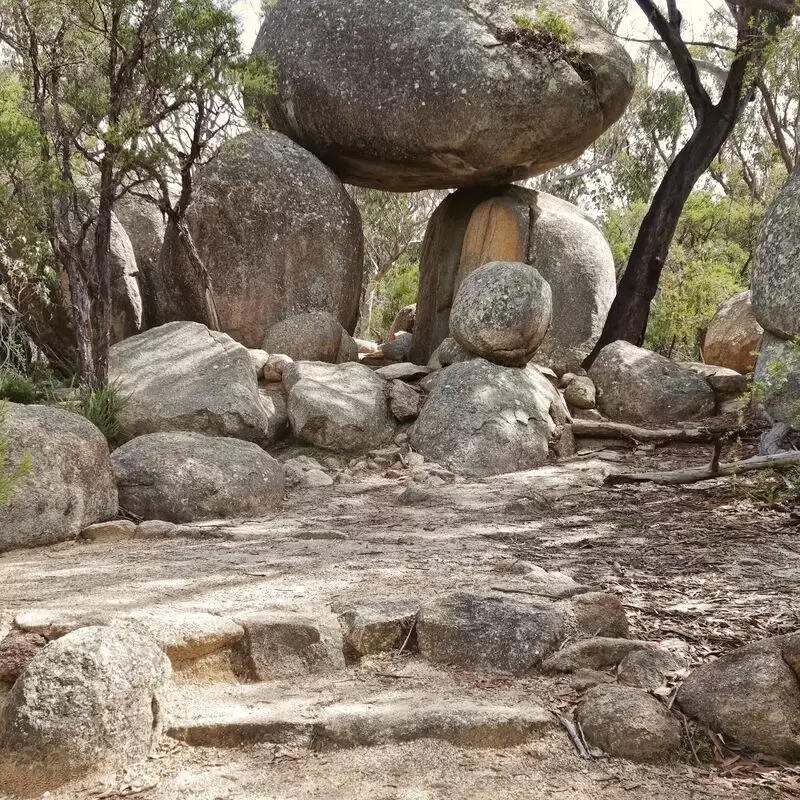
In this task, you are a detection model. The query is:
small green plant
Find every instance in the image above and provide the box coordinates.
[737,467,800,509]
[511,9,576,47]
[0,402,32,508]
[78,382,126,445]
[749,336,800,423]
[0,368,36,404]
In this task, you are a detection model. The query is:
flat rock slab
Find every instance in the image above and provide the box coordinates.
[109,612,244,666]
[417,592,566,674]
[165,683,552,751]
[375,363,432,382]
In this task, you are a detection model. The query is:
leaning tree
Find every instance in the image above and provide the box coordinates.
[584,0,800,368]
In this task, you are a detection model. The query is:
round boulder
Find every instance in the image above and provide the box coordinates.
[153,131,363,348]
[577,685,682,763]
[0,404,118,554]
[0,626,171,796]
[251,0,635,191]
[410,359,573,478]
[450,261,552,367]
[751,165,800,339]
[288,362,396,452]
[589,341,715,424]
[263,311,358,364]
[111,432,285,523]
[109,321,281,447]
[702,291,763,375]
[411,186,616,371]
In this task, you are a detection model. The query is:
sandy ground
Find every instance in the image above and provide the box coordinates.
[1,442,799,800]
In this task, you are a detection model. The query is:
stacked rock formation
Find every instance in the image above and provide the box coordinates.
[751,165,800,427]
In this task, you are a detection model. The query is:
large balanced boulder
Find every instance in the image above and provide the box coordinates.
[0,404,117,553]
[251,1,635,191]
[589,341,715,424]
[411,186,616,370]
[110,321,279,446]
[450,261,552,367]
[152,131,363,348]
[677,632,800,759]
[410,359,572,478]
[112,432,284,523]
[263,311,358,364]
[702,291,763,375]
[288,362,395,452]
[753,333,800,427]
[751,165,800,339]
[0,626,171,796]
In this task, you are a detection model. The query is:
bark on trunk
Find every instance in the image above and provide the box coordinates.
[584,117,739,368]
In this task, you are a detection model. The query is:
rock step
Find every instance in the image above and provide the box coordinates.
[164,683,553,751]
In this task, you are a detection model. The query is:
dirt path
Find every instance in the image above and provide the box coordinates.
[1,446,799,800]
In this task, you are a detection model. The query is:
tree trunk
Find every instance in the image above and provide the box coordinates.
[175,218,221,331]
[89,158,116,387]
[584,114,740,369]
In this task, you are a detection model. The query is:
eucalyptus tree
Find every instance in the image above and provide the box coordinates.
[0,0,243,385]
[584,0,800,367]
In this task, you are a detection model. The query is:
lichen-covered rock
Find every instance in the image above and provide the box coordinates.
[152,131,363,347]
[263,311,358,364]
[410,358,572,478]
[563,375,596,410]
[0,404,117,553]
[751,166,800,338]
[288,362,395,452]
[677,631,800,759]
[450,261,552,367]
[112,432,284,523]
[702,291,763,375]
[577,685,682,763]
[251,1,635,191]
[110,321,279,446]
[412,187,616,370]
[753,333,800,427]
[0,627,171,796]
[589,341,715,424]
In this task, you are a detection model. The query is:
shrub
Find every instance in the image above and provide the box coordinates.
[512,10,576,46]
[0,368,36,403]
[78,382,126,445]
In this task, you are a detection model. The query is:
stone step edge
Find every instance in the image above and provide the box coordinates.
[165,701,554,751]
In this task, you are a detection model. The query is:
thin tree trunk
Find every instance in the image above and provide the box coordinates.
[175,218,221,331]
[583,114,742,368]
[60,242,96,386]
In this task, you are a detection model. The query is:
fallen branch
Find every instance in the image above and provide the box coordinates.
[606,450,800,486]
[553,712,593,760]
[572,419,743,445]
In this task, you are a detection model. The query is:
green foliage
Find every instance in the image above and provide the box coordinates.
[0,369,36,404]
[367,254,420,341]
[0,403,32,509]
[605,191,763,361]
[78,382,126,444]
[239,54,278,129]
[512,9,576,46]
[750,336,800,421]
[736,467,800,509]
